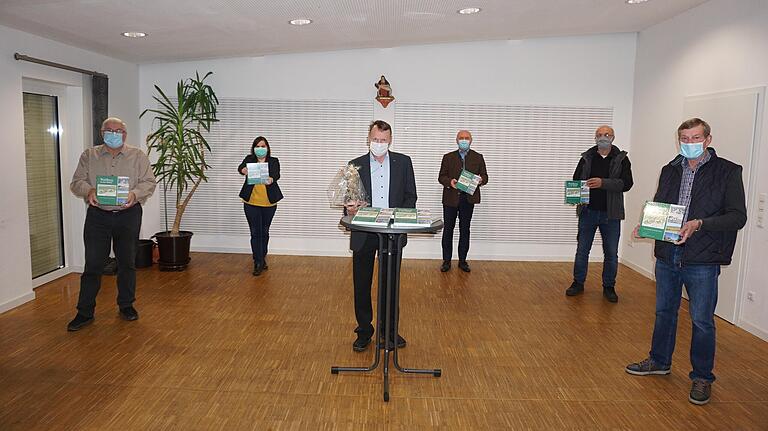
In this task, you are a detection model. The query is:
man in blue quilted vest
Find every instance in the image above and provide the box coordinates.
[626,118,747,406]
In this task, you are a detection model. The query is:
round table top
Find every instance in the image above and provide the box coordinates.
[340,215,444,234]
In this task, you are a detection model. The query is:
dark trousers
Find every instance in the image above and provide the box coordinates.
[352,233,401,339]
[77,204,142,317]
[243,203,277,265]
[442,194,475,262]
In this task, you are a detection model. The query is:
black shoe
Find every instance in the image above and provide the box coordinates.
[440,261,451,272]
[625,357,671,376]
[603,286,619,303]
[458,261,471,272]
[67,313,94,331]
[689,379,712,405]
[253,262,263,276]
[262,260,268,271]
[379,334,407,349]
[352,334,372,352]
[119,306,139,321]
[565,281,584,296]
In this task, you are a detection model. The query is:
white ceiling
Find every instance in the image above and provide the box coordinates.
[0,0,708,63]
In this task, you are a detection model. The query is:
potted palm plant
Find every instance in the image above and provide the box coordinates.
[141,71,219,270]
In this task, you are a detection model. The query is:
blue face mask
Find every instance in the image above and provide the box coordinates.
[458,139,470,151]
[680,141,704,159]
[103,131,123,149]
[254,147,268,158]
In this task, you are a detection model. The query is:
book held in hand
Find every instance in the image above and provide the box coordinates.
[564,180,590,205]
[638,201,686,242]
[247,162,270,185]
[96,175,129,206]
[456,169,482,195]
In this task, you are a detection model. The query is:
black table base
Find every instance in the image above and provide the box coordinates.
[332,219,443,402]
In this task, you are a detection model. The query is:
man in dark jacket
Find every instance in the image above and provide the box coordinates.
[438,130,488,273]
[344,120,417,352]
[567,125,633,302]
[626,118,747,406]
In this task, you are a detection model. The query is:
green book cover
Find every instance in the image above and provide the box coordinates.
[565,180,589,205]
[393,208,418,228]
[97,176,130,206]
[638,202,686,242]
[96,175,118,205]
[456,169,481,195]
[247,162,269,185]
[351,207,391,227]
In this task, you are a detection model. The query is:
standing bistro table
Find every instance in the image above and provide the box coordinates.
[331,215,444,402]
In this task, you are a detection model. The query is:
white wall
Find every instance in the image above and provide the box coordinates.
[624,0,768,339]
[139,34,637,259]
[0,24,139,312]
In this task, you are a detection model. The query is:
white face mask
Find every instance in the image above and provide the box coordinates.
[370,142,389,157]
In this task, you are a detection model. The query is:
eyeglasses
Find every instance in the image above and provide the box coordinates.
[102,128,125,134]
[680,135,707,143]
[596,133,614,138]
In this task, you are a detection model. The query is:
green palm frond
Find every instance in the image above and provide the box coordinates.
[140,71,219,234]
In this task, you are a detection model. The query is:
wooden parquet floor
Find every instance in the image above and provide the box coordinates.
[0,254,766,430]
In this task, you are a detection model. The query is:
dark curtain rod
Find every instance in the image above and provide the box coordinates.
[14,53,108,78]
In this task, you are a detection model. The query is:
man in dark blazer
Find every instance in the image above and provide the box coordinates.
[345,120,417,352]
[438,130,488,273]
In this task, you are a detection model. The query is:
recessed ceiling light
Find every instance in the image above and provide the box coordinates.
[626,0,650,4]
[122,31,146,38]
[289,18,312,26]
[457,7,481,15]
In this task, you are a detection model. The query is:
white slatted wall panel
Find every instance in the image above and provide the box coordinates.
[395,102,613,244]
[160,99,373,237]
[161,99,611,251]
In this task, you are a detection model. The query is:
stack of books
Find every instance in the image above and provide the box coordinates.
[351,208,439,228]
[351,207,394,227]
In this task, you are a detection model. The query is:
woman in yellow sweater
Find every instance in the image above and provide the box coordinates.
[238,136,284,275]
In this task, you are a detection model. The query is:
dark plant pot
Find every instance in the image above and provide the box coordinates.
[154,231,193,271]
[136,239,156,268]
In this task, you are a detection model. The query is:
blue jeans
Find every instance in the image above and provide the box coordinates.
[572,207,621,288]
[650,247,720,382]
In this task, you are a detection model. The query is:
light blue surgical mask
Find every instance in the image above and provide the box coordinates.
[680,141,704,159]
[254,147,268,158]
[103,131,123,149]
[458,139,471,151]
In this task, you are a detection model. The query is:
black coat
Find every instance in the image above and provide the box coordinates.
[348,151,417,252]
[573,145,633,220]
[653,148,747,265]
[238,155,284,204]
